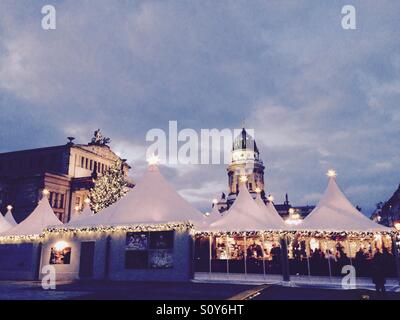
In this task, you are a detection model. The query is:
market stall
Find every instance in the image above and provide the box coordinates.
[41,162,201,282]
[0,192,62,280]
[288,171,396,279]
[195,177,287,277]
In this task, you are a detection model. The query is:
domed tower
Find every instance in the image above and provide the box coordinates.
[227,128,265,206]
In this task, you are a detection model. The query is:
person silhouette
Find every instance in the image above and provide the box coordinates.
[371,250,387,294]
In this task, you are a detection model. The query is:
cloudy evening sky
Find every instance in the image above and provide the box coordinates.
[0,1,399,214]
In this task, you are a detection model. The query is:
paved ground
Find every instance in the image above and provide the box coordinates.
[0,280,399,300]
[252,285,400,300]
[0,281,254,300]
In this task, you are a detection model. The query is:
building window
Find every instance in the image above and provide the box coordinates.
[81,156,84,168]
[85,158,89,169]
[49,192,54,207]
[59,194,64,209]
[89,160,93,171]
[53,193,59,209]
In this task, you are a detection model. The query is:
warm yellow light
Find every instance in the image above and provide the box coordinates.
[374,234,382,242]
[267,195,274,202]
[42,189,50,196]
[394,222,400,231]
[147,154,160,166]
[327,169,337,178]
[255,187,262,193]
[289,208,295,215]
[310,238,319,250]
[74,205,80,211]
[212,198,218,205]
[84,198,91,204]
[54,241,69,251]
[239,175,248,183]
[6,205,12,211]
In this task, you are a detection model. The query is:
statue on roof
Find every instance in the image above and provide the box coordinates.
[89,129,111,146]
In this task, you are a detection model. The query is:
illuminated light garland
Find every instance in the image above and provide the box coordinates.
[195,230,291,238]
[0,233,43,244]
[0,224,396,244]
[45,221,194,236]
[194,229,398,240]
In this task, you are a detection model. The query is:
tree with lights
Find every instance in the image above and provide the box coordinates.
[89,159,128,213]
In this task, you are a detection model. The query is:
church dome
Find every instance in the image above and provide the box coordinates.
[233,128,259,154]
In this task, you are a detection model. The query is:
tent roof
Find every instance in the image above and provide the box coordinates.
[0,212,12,233]
[66,165,203,228]
[5,209,17,227]
[208,183,270,231]
[254,194,286,229]
[71,206,94,222]
[1,197,62,237]
[298,176,391,232]
[195,205,223,229]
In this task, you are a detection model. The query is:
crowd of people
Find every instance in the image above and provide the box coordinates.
[195,235,398,285]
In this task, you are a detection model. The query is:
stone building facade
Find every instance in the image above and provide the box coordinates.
[380,184,400,227]
[0,132,131,223]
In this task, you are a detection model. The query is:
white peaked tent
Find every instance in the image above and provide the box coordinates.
[299,175,391,232]
[5,208,17,227]
[67,164,203,228]
[204,203,223,225]
[1,197,62,237]
[0,212,12,233]
[192,205,221,229]
[208,182,269,232]
[71,205,94,222]
[254,193,286,230]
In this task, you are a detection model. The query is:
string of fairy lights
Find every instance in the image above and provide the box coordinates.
[0,225,396,244]
[46,222,194,236]
[194,229,397,240]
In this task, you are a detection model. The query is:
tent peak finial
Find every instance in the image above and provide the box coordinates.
[327,169,337,178]
[147,154,160,170]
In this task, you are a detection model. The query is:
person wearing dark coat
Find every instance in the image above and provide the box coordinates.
[371,250,387,294]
